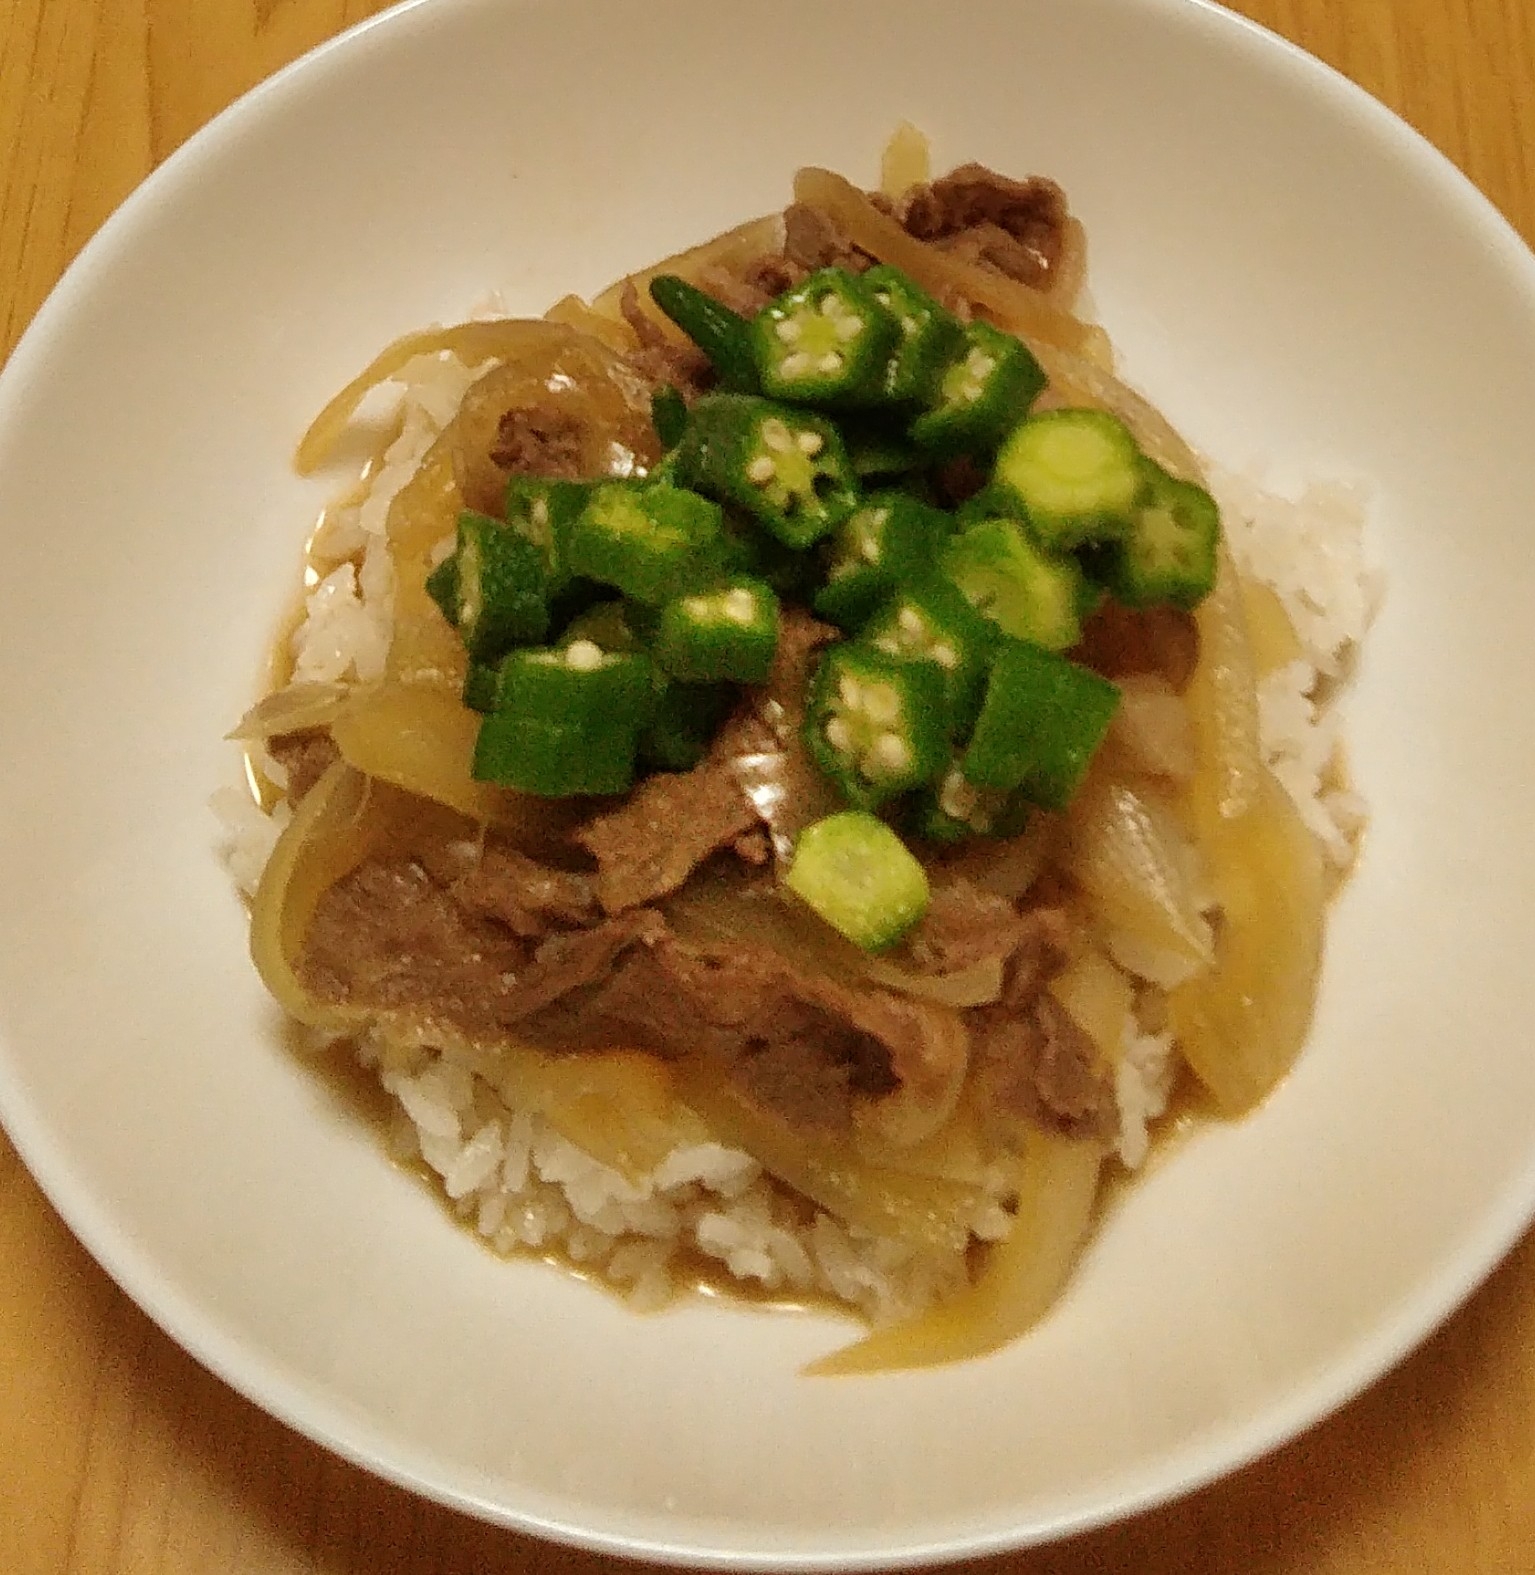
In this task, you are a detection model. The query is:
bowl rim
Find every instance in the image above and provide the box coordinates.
[4,0,1535,1566]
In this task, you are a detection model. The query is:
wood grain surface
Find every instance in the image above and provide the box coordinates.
[3,2,1533,1571]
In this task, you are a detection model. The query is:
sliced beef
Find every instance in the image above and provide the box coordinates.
[449,838,598,937]
[902,877,1043,977]
[300,856,532,1035]
[267,729,338,805]
[780,202,872,274]
[618,281,713,397]
[968,948,1117,1143]
[575,756,758,914]
[488,407,588,479]
[897,164,1069,289]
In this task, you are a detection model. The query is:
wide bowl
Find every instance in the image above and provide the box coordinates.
[3,0,1535,1565]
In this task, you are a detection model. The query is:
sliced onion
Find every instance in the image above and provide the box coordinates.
[864,953,1005,1008]
[1102,674,1195,783]
[297,320,588,474]
[589,213,783,331]
[1170,768,1325,1115]
[1048,944,1134,1062]
[249,760,383,1030]
[1064,773,1212,984]
[936,815,1060,901]
[227,681,357,741]
[879,123,931,200]
[1185,543,1265,831]
[675,1055,981,1254]
[807,1130,1102,1374]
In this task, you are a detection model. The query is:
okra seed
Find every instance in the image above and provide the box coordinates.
[762,419,793,452]
[775,318,802,344]
[897,608,924,637]
[969,350,996,379]
[531,499,549,529]
[565,639,604,672]
[860,537,882,564]
[746,456,777,485]
[796,430,824,457]
[819,295,843,318]
[838,676,863,708]
[825,717,854,752]
[940,771,979,819]
[873,634,899,656]
[779,352,812,378]
[869,733,912,775]
[863,685,901,728]
[722,588,758,623]
[834,315,864,342]
[932,642,959,670]
[816,352,843,375]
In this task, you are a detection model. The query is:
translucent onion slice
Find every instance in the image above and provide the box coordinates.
[227,681,356,741]
[1064,774,1212,984]
[248,760,383,1031]
[863,953,1005,1009]
[297,320,588,474]
[1170,767,1325,1116]
[1048,944,1134,1063]
[674,1057,981,1254]
[879,122,931,201]
[1102,674,1195,783]
[792,166,1096,356]
[806,1130,1102,1375]
[498,1049,707,1182]
[328,682,502,825]
[588,213,784,331]
[1185,544,1265,831]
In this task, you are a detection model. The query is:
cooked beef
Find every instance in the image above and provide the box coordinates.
[697,260,788,317]
[300,855,532,1034]
[1074,600,1199,692]
[618,281,713,396]
[897,164,1069,288]
[781,202,872,274]
[968,940,1117,1143]
[508,910,667,1022]
[488,406,588,479]
[902,877,1046,977]
[267,729,338,805]
[575,755,758,915]
[449,838,598,937]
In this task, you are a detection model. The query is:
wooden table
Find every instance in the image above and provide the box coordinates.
[3,2,1534,1570]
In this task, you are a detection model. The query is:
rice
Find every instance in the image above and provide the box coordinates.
[214,350,1376,1326]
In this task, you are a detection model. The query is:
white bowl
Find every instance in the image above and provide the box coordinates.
[3,0,1534,1565]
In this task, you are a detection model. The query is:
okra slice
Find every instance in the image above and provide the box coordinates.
[942,517,1086,651]
[909,320,1046,454]
[558,597,650,654]
[1101,460,1220,611]
[805,645,948,810]
[448,509,550,661]
[504,477,594,595]
[909,765,1031,844]
[784,810,930,952]
[993,408,1143,550]
[425,552,459,625]
[564,481,729,605]
[654,575,780,685]
[462,660,503,714]
[842,419,925,482]
[862,264,965,405]
[471,643,657,797]
[961,640,1120,808]
[649,274,759,393]
[751,268,899,407]
[640,680,737,772]
[813,492,950,631]
[861,576,997,732]
[678,393,859,549]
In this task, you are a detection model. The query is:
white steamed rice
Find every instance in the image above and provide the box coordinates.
[215,347,1377,1321]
